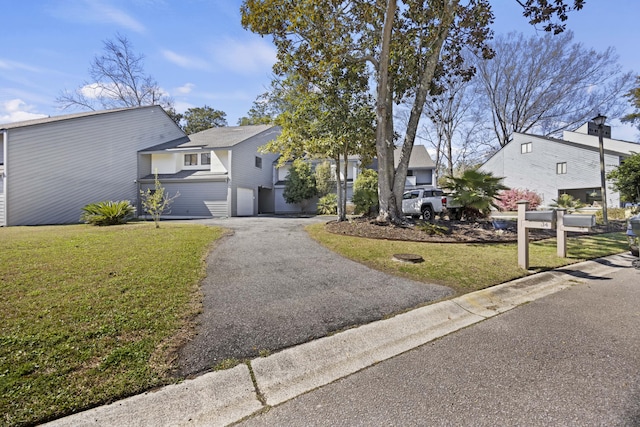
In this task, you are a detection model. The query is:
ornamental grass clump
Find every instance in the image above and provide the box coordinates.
[80,200,135,226]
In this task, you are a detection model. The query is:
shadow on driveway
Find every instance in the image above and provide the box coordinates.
[176,216,454,376]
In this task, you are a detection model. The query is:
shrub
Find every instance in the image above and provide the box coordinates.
[594,207,631,223]
[283,159,317,213]
[550,194,584,212]
[441,169,508,219]
[80,200,135,226]
[317,193,338,215]
[352,169,379,216]
[495,188,542,211]
[416,222,450,235]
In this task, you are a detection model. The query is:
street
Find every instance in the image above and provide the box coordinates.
[238,257,640,426]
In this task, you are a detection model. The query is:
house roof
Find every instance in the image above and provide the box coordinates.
[0,106,161,129]
[394,145,435,169]
[140,124,276,152]
[481,125,640,166]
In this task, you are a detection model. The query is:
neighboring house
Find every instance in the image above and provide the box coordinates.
[480,122,640,208]
[138,125,280,217]
[273,144,436,214]
[395,144,436,189]
[0,106,186,226]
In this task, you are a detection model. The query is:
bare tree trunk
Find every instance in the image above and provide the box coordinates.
[375,0,397,224]
[334,155,346,221]
[377,0,458,224]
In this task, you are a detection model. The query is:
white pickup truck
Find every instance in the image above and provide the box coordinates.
[401,187,461,221]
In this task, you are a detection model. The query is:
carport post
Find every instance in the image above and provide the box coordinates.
[517,201,530,270]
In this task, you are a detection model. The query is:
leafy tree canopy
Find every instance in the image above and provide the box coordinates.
[241,0,584,224]
[238,93,278,125]
[182,105,228,134]
[607,152,640,203]
[622,76,640,132]
[283,159,317,212]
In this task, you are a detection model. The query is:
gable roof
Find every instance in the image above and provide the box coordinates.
[140,124,277,152]
[0,106,163,130]
[481,129,640,167]
[394,144,435,169]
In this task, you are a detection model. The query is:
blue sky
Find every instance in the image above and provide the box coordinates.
[1,0,638,138]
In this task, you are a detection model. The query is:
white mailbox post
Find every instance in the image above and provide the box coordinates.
[517,201,595,270]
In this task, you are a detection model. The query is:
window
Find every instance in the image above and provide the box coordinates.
[556,162,567,174]
[255,156,262,169]
[201,153,211,165]
[521,142,532,154]
[184,154,198,166]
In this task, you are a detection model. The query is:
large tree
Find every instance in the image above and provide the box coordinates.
[241,0,583,224]
[472,31,633,147]
[607,152,640,204]
[57,33,172,111]
[622,76,640,134]
[182,105,228,134]
[238,93,278,126]
[260,64,376,221]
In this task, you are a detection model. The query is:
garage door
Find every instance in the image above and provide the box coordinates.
[237,187,254,216]
[143,181,228,217]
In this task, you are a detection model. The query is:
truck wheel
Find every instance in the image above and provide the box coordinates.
[421,206,434,221]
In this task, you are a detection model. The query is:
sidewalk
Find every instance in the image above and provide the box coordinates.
[43,253,636,427]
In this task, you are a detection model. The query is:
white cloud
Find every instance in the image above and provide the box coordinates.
[80,83,107,99]
[0,59,42,73]
[0,99,48,124]
[209,37,277,74]
[50,0,146,33]
[175,83,195,95]
[161,50,210,70]
[173,101,194,114]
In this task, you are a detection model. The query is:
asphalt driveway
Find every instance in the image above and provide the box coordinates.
[177,216,454,376]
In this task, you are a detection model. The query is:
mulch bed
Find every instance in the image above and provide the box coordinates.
[325,217,627,243]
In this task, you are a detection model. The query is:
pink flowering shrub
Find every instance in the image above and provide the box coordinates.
[495,188,542,211]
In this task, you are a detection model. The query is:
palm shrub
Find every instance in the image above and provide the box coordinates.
[352,169,379,216]
[317,193,338,215]
[550,194,584,212]
[441,169,508,220]
[80,200,135,226]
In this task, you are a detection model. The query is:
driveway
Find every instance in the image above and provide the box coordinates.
[177,216,453,376]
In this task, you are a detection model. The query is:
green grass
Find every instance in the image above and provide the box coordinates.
[0,223,225,427]
[307,223,629,294]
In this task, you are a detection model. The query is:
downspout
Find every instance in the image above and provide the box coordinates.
[1,128,7,226]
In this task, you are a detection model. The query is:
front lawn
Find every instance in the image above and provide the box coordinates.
[307,223,629,294]
[0,223,225,426]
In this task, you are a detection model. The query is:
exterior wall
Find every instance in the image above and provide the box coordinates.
[228,127,280,216]
[480,133,622,207]
[211,150,229,173]
[140,180,228,217]
[6,106,186,225]
[151,153,181,174]
[274,186,319,214]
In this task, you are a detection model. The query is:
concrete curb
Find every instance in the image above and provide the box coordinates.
[43,253,631,426]
[42,364,261,427]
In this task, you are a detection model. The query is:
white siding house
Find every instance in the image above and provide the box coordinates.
[273,144,436,214]
[0,106,186,226]
[480,122,640,208]
[138,125,280,218]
